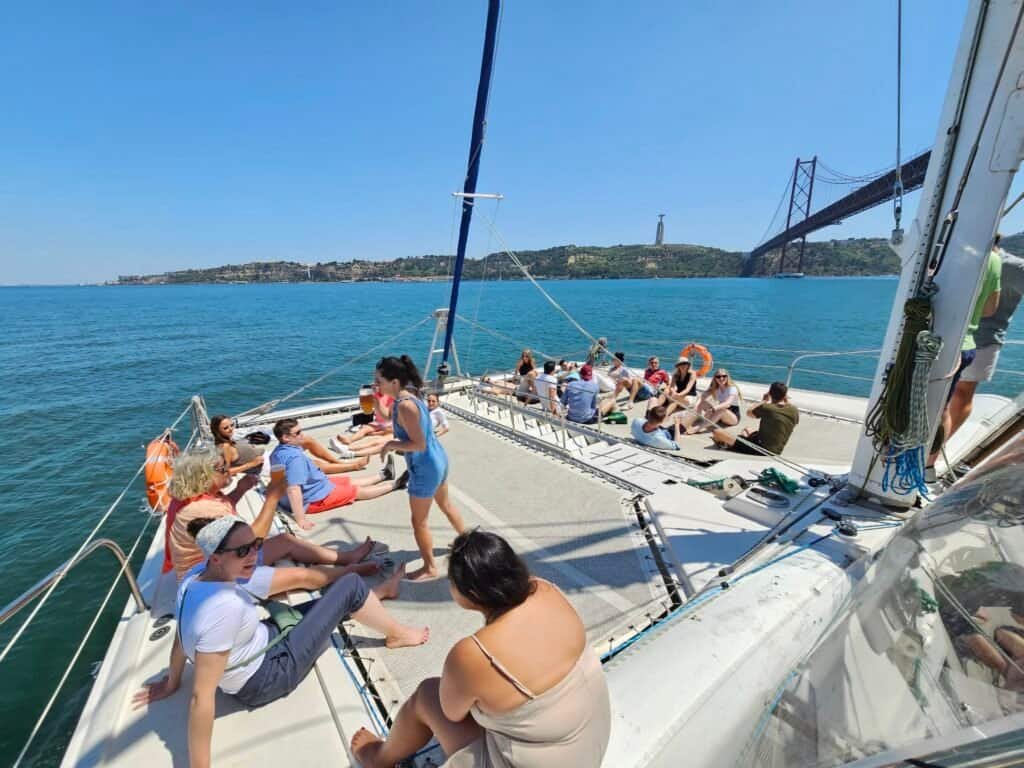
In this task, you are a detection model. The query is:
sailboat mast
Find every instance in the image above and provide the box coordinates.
[438,0,501,377]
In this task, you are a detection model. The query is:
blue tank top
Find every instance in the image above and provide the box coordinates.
[392,395,447,479]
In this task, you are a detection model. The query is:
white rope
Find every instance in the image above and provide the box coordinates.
[12,514,156,768]
[892,330,942,453]
[259,315,433,412]
[0,400,193,666]
[479,212,606,352]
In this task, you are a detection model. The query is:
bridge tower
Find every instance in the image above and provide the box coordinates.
[655,214,665,246]
[777,157,817,274]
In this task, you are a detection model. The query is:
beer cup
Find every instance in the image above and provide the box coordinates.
[359,384,375,415]
[270,464,286,488]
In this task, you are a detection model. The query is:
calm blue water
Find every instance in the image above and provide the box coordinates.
[0,277,1020,765]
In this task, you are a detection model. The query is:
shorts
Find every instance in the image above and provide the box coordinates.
[961,344,1000,383]
[728,432,764,455]
[306,476,358,514]
[635,384,655,402]
[408,461,448,499]
[729,404,741,419]
[947,349,977,402]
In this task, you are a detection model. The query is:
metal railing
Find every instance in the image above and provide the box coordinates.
[0,539,147,627]
[784,349,881,388]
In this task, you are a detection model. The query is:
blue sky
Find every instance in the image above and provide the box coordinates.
[1,0,1019,284]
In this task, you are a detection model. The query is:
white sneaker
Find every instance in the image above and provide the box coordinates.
[329,436,356,458]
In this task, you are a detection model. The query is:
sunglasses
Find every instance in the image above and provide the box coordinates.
[715,374,728,380]
[217,537,264,558]
[289,429,303,438]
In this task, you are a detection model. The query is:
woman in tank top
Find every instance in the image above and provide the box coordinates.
[211,415,265,476]
[514,349,540,404]
[376,355,466,581]
[351,529,611,768]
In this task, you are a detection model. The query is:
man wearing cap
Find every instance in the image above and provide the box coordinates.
[711,381,799,455]
[560,364,618,424]
[134,515,427,766]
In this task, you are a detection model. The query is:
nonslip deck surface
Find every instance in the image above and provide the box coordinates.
[296,413,668,714]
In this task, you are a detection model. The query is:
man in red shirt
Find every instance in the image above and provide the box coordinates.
[644,356,671,390]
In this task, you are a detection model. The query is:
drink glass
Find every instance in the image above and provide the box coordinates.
[270,464,286,488]
[359,384,375,415]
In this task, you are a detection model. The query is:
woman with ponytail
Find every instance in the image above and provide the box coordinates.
[376,355,466,580]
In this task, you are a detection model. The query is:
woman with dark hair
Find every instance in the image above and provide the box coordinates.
[351,529,612,767]
[514,349,540,404]
[212,413,367,476]
[376,355,466,581]
[134,516,428,768]
[210,415,265,476]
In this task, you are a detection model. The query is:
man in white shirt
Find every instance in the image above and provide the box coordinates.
[535,360,561,415]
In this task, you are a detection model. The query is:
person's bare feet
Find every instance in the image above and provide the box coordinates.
[405,563,440,582]
[294,517,315,531]
[340,536,375,564]
[385,623,430,649]
[355,456,370,469]
[350,728,385,768]
[373,564,406,600]
[350,561,381,577]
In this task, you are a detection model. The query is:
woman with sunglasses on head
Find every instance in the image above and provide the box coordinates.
[134,516,428,768]
[679,368,743,434]
[351,529,611,768]
[376,355,466,581]
[166,448,379,580]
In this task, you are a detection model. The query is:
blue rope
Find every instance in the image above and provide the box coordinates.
[881,445,930,498]
[332,635,388,736]
[600,587,724,662]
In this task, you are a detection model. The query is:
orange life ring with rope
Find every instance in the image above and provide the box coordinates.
[680,343,713,378]
[145,432,179,513]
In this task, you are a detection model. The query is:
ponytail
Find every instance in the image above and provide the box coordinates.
[377,355,425,395]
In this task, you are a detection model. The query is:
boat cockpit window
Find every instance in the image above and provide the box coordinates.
[746,449,1024,767]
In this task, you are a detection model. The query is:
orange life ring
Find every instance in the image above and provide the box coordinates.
[680,343,713,378]
[145,433,180,513]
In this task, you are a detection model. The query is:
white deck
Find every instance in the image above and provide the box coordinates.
[59,381,1017,767]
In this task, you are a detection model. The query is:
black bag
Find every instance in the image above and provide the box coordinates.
[352,412,373,427]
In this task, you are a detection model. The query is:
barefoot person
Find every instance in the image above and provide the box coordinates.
[166,448,380,579]
[711,381,799,455]
[679,368,742,434]
[351,529,611,767]
[376,355,466,581]
[271,418,402,531]
[133,516,428,768]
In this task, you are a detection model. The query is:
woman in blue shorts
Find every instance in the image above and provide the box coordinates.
[377,355,466,580]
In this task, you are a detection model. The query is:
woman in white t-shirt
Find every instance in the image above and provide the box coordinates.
[133,516,429,767]
[680,368,742,434]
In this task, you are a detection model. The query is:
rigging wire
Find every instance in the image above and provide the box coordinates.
[0,401,193,667]
[928,0,1023,278]
[245,315,433,415]
[892,0,905,243]
[478,210,606,352]
[12,514,157,768]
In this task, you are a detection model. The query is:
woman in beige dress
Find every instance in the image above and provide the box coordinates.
[351,529,611,767]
